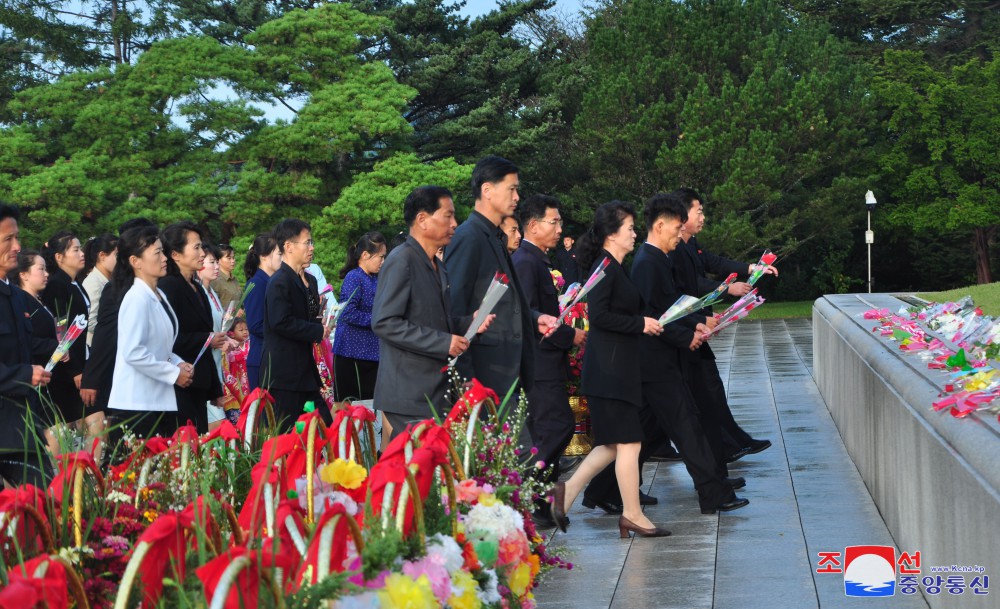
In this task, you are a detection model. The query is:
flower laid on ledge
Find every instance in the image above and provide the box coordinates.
[0,382,569,609]
[865,298,1000,421]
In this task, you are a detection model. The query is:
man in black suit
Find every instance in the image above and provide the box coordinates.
[512,195,586,500]
[444,156,558,454]
[633,194,747,513]
[262,218,330,429]
[672,187,774,462]
[372,186,489,438]
[553,235,580,285]
[0,204,52,486]
[445,156,557,401]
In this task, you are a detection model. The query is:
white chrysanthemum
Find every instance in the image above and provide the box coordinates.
[463,502,523,542]
[427,533,465,573]
[477,569,502,604]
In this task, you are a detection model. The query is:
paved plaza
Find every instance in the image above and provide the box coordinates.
[533,318,930,609]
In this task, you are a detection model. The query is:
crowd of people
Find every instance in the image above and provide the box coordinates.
[0,154,777,538]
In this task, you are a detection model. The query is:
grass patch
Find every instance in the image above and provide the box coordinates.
[745,300,814,320]
[917,282,1000,316]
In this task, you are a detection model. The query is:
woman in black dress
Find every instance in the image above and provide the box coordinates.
[549,201,670,538]
[158,222,226,433]
[14,250,59,452]
[40,232,90,429]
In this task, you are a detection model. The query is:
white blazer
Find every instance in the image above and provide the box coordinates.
[107,278,183,412]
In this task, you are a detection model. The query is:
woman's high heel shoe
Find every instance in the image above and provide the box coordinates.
[549,481,569,533]
[618,515,671,538]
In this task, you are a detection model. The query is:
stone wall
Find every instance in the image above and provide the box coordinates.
[813,294,1000,609]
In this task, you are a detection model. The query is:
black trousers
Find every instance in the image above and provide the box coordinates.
[175,386,211,434]
[585,378,734,510]
[269,387,331,432]
[688,357,753,454]
[526,380,575,484]
[334,356,379,402]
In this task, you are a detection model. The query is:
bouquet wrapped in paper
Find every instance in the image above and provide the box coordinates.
[657,272,738,327]
[45,314,86,372]
[446,272,510,368]
[704,291,765,338]
[219,282,255,334]
[543,258,610,341]
[747,249,777,286]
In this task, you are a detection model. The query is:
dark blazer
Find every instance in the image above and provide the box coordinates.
[23,296,59,366]
[553,246,580,285]
[512,240,575,382]
[631,244,702,378]
[41,267,89,417]
[81,281,125,411]
[0,281,43,454]
[444,210,536,396]
[673,237,747,361]
[244,269,271,369]
[372,237,468,417]
[261,262,323,391]
[579,251,645,408]
[158,274,223,398]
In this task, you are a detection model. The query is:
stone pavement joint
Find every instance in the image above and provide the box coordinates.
[533,319,929,609]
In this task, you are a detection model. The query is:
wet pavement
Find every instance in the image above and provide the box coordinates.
[533,319,929,609]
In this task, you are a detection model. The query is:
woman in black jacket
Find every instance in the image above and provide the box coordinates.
[158,222,225,433]
[14,250,59,452]
[41,232,90,429]
[548,201,670,538]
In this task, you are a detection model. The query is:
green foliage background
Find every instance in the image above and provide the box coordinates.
[1,0,997,294]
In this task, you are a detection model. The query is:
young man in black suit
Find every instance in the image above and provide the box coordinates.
[553,235,580,285]
[262,218,330,429]
[444,156,558,460]
[672,187,774,462]
[0,204,52,486]
[512,195,587,522]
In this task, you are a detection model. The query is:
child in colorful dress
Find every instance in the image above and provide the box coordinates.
[222,317,250,424]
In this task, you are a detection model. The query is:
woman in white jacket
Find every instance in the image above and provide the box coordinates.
[106,226,194,439]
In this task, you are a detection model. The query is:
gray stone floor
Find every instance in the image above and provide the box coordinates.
[534,319,929,609]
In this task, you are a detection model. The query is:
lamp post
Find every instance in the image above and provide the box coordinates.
[865,190,876,293]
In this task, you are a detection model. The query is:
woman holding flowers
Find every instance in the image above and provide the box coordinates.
[549,200,672,538]
[106,226,194,439]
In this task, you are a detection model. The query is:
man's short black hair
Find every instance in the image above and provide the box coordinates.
[0,203,20,223]
[274,218,311,253]
[404,186,453,226]
[645,192,689,228]
[673,187,702,211]
[518,194,561,225]
[471,155,519,199]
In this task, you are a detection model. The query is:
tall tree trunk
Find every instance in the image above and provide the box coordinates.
[972,226,995,284]
[111,0,123,64]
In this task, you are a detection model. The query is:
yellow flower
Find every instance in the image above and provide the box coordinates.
[508,561,533,597]
[476,492,499,507]
[448,570,482,609]
[143,510,159,523]
[377,573,437,609]
[319,458,367,490]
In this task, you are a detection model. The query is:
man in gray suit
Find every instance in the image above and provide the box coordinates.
[444,156,558,403]
[372,186,492,438]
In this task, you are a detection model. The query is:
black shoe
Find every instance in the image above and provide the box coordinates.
[746,439,772,454]
[639,491,659,505]
[726,447,751,464]
[532,509,566,529]
[647,449,682,462]
[548,481,569,532]
[725,476,746,490]
[701,496,750,514]
[582,496,624,515]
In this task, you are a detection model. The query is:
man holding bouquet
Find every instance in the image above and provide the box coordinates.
[672,187,774,462]
[444,156,558,451]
